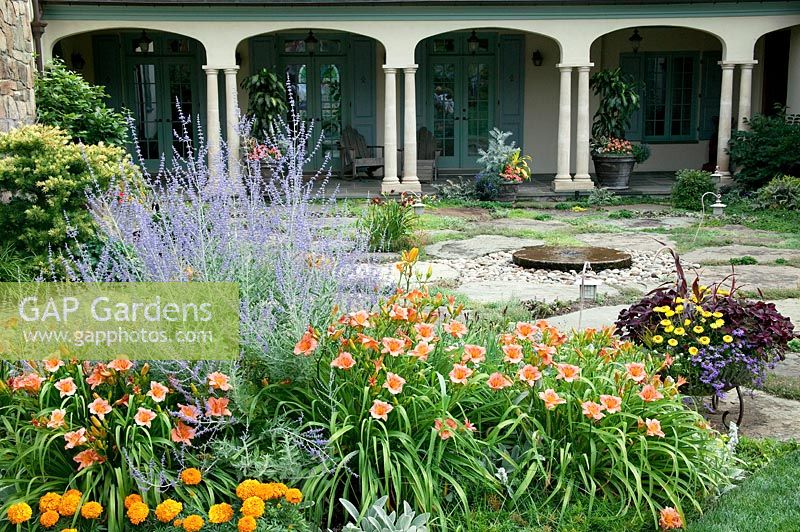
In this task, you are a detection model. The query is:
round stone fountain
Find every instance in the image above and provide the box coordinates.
[511,245,632,272]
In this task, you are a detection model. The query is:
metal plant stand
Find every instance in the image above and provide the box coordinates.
[710,386,745,429]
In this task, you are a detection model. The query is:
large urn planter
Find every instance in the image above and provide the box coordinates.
[497,181,519,202]
[592,154,636,190]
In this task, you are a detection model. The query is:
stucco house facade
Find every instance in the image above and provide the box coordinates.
[32,0,800,192]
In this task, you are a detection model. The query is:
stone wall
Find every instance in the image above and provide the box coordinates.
[0,0,36,132]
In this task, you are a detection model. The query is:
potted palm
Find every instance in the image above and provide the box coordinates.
[590,68,649,189]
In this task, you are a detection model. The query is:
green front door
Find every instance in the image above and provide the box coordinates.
[283,58,345,170]
[428,36,495,169]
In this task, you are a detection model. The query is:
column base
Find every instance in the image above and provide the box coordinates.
[400,178,422,193]
[381,179,402,195]
[552,175,579,192]
[572,174,595,190]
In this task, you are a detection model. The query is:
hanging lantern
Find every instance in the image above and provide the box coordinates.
[304,30,319,55]
[134,30,153,53]
[467,30,480,54]
[629,28,643,53]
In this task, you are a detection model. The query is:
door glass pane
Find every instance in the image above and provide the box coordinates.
[670,56,694,136]
[645,56,668,137]
[285,64,308,122]
[432,62,456,157]
[132,64,159,160]
[319,64,342,159]
[433,39,456,54]
[168,63,193,156]
[466,62,490,157]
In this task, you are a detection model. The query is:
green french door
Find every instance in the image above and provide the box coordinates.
[430,57,494,168]
[284,59,344,169]
[128,58,200,169]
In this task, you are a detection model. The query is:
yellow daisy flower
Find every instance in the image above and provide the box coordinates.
[664,325,675,333]
[688,346,699,355]
[723,335,733,343]
[668,338,678,347]
[652,335,664,344]
[674,327,686,336]
[693,326,704,334]
[698,336,711,345]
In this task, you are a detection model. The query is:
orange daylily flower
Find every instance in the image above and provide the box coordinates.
[74,449,105,470]
[448,363,473,384]
[645,418,666,437]
[55,377,77,398]
[331,351,356,370]
[134,407,157,428]
[206,397,232,417]
[88,398,112,420]
[434,419,454,440]
[639,384,664,402]
[581,401,605,420]
[47,408,66,429]
[502,344,524,364]
[147,381,169,403]
[108,358,133,372]
[171,420,196,445]
[294,328,318,356]
[347,310,373,328]
[556,363,581,383]
[517,364,542,386]
[625,362,648,383]
[486,372,512,390]
[43,357,65,373]
[535,344,556,366]
[599,394,623,414]
[462,344,486,365]
[178,404,200,422]
[443,320,467,338]
[498,333,517,346]
[414,323,436,342]
[383,372,406,395]
[369,399,393,421]
[381,337,406,357]
[409,342,432,361]
[207,371,232,391]
[64,428,88,449]
[515,322,538,341]
[357,334,380,351]
[538,388,566,410]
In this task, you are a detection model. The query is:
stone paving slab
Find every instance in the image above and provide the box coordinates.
[455,281,617,304]
[575,232,676,253]
[425,235,546,260]
[605,216,696,231]
[772,299,800,331]
[703,389,800,441]
[716,225,790,246]
[546,304,630,332]
[683,245,800,265]
[698,265,800,292]
[475,218,571,231]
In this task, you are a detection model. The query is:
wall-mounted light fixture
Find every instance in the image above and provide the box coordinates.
[629,28,643,53]
[467,30,480,55]
[70,51,86,70]
[531,49,544,67]
[304,30,319,55]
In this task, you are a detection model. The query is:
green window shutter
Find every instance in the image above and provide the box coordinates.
[699,51,722,140]
[619,53,644,141]
[92,35,123,109]
[350,38,376,144]
[250,36,276,74]
[497,35,524,145]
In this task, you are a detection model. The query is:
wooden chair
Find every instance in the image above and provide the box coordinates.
[338,126,384,180]
[416,127,440,183]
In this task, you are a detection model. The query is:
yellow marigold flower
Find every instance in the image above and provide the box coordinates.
[81,501,103,519]
[238,516,257,532]
[182,514,204,532]
[236,479,261,500]
[693,325,704,334]
[240,496,265,518]
[699,336,711,345]
[674,304,684,313]
[254,482,276,501]
[7,502,32,524]
[664,309,675,317]
[285,488,303,504]
[652,335,664,344]
[683,318,691,326]
[57,493,81,517]
[208,503,234,524]
[659,319,672,327]
[664,325,674,333]
[155,499,183,523]
[40,509,60,528]
[723,335,734,343]
[674,327,685,336]
[127,501,150,525]
[688,346,699,355]
[712,311,723,318]
[180,468,202,486]
[124,493,143,510]
[667,338,678,347]
[715,318,725,327]
[39,493,62,513]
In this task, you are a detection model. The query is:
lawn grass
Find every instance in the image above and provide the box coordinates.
[688,450,800,532]
[760,373,800,401]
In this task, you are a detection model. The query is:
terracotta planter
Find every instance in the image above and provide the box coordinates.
[592,154,636,190]
[497,181,519,202]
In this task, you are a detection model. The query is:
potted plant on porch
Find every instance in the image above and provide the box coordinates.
[475,128,532,202]
[589,68,650,189]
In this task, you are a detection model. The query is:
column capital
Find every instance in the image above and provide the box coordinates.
[403,65,418,74]
[202,66,220,74]
[576,63,595,72]
[738,60,758,69]
[555,63,574,71]
[382,66,399,74]
[223,66,240,75]
[717,62,738,70]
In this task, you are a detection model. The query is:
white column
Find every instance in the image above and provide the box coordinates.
[382,66,400,193]
[715,62,735,183]
[203,66,222,173]
[402,65,421,192]
[552,65,574,192]
[573,64,595,190]
[737,61,756,131]
[788,27,800,114]
[224,67,240,174]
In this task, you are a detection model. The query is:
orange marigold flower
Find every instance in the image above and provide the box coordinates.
[238,516,257,532]
[57,493,80,517]
[182,514,204,532]
[659,507,683,529]
[208,502,234,524]
[369,399,393,421]
[180,468,202,485]
[538,388,566,410]
[639,384,664,402]
[581,401,605,421]
[462,344,486,365]
[39,493,62,513]
[331,351,356,370]
[124,494,142,509]
[502,344,524,364]
[625,362,648,383]
[272,483,288,497]
[155,499,183,523]
[285,488,303,504]
[599,394,623,414]
[81,501,103,519]
[448,363,473,384]
[40,509,60,528]
[487,372,512,390]
[443,320,467,338]
[7,502,32,524]
[240,497,265,518]
[645,418,666,438]
[127,501,150,525]
[236,479,261,500]
[254,482,276,501]
[556,363,581,383]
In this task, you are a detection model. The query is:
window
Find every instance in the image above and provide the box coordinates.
[620,52,699,142]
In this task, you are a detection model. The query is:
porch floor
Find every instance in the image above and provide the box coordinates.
[321,172,675,200]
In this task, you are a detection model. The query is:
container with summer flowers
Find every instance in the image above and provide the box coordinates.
[475,128,531,202]
[615,253,794,425]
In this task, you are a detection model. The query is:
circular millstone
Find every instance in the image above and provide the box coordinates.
[512,245,632,272]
